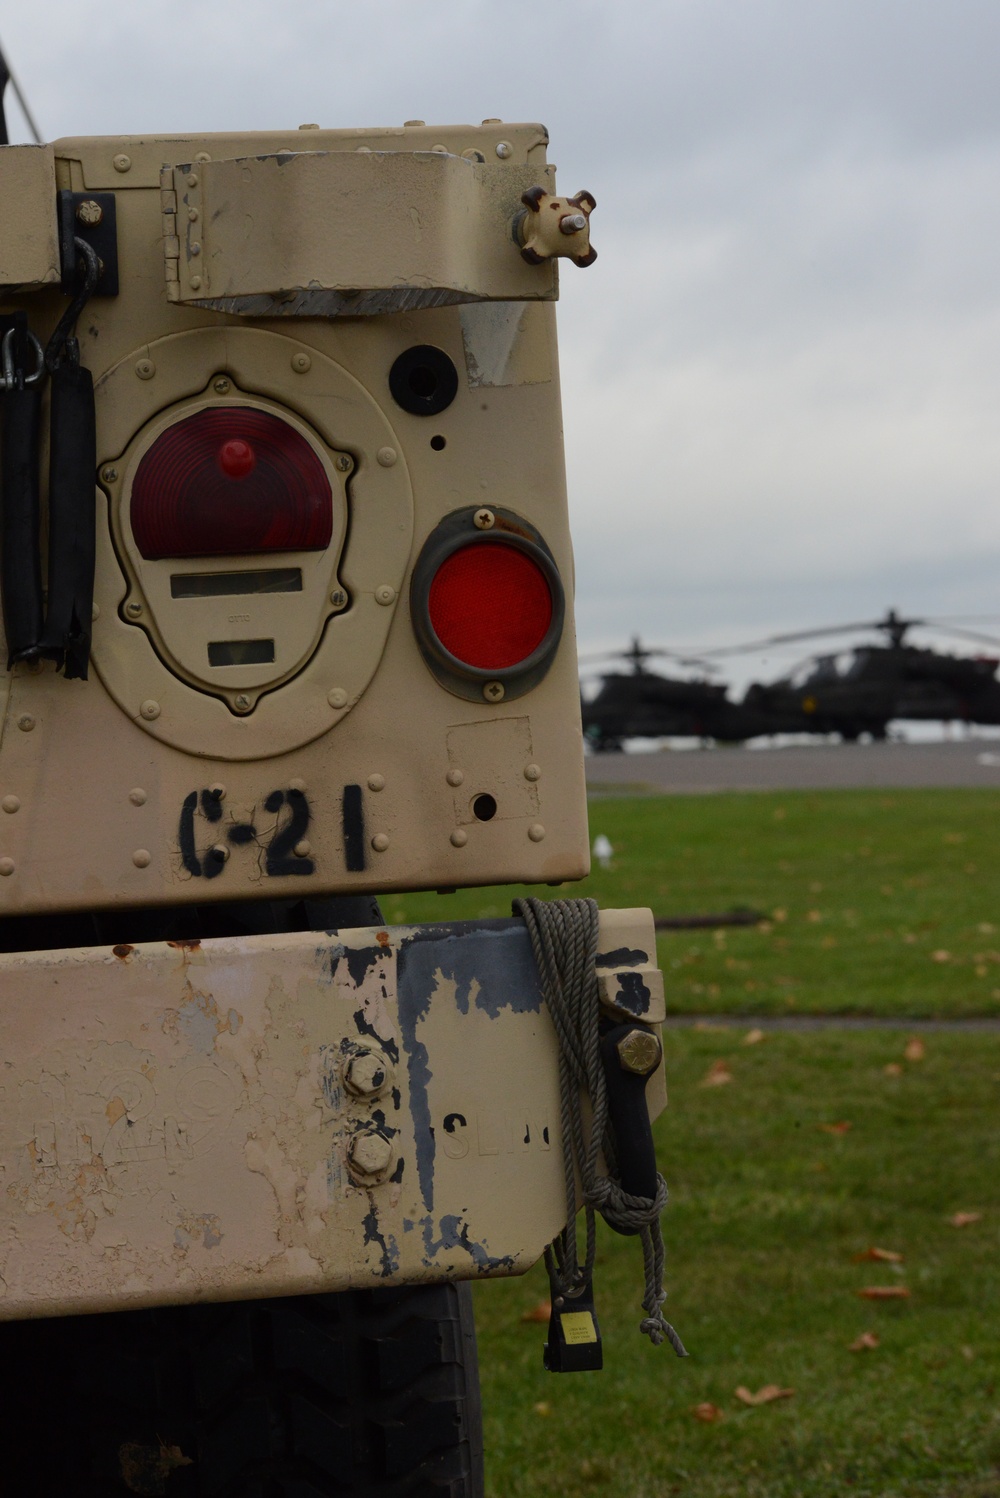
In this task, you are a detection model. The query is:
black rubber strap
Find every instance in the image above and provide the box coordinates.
[38,359,96,679]
[1,383,44,666]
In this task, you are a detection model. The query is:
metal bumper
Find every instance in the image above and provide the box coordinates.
[0,909,664,1319]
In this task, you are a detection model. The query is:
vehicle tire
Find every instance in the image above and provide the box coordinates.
[0,1281,484,1497]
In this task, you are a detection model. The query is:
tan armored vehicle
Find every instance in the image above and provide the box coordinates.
[0,113,679,1495]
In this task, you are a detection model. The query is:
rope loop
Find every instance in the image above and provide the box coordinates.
[514,895,686,1355]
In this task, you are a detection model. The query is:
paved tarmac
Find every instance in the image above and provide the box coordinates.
[585,739,1000,794]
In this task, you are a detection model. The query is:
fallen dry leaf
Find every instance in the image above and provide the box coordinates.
[949,1211,982,1228]
[930,950,951,964]
[883,1062,903,1077]
[533,1401,552,1417]
[853,1247,904,1264]
[119,1441,193,1496]
[699,1059,734,1087]
[857,1286,911,1300]
[961,1345,975,1361]
[520,1300,551,1323]
[904,1037,926,1062]
[819,1121,852,1135]
[773,908,788,923]
[743,1028,766,1046]
[735,1385,794,1406]
[693,1020,732,1033]
[848,1332,880,1352]
[806,909,822,923]
[692,1402,723,1423]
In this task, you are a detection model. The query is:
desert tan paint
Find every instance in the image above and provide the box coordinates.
[0,122,593,917]
[0,909,665,1318]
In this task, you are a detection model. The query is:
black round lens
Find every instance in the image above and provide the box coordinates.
[389,345,459,416]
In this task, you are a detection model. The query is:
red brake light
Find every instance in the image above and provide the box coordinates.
[428,542,553,669]
[130,407,333,560]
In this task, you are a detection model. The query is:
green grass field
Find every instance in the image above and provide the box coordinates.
[386,789,1000,1494]
[474,1026,1000,1498]
[386,789,1000,1017]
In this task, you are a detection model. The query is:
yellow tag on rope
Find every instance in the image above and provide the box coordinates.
[560,1311,598,1345]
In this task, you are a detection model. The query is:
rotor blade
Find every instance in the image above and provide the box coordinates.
[702,620,893,658]
[0,35,42,143]
[926,623,1000,649]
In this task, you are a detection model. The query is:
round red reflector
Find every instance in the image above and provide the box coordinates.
[428,542,553,669]
[130,407,333,560]
[218,437,256,479]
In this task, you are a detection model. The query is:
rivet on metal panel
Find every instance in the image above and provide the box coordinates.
[189,243,201,256]
[188,207,199,222]
[101,465,118,483]
[113,153,131,173]
[616,1029,662,1076]
[483,681,505,702]
[195,151,212,163]
[329,589,347,610]
[16,715,34,732]
[213,376,231,394]
[327,687,347,709]
[139,700,160,721]
[128,788,147,806]
[528,824,546,842]
[76,199,103,226]
[2,796,20,814]
[446,768,464,787]
[186,173,199,188]
[495,141,513,159]
[125,601,143,618]
[293,839,311,857]
[190,275,202,290]
[335,454,352,472]
[474,508,495,530]
[524,763,542,781]
[377,446,397,467]
[347,1129,394,1182]
[291,352,312,373]
[343,1049,393,1099]
[233,694,252,714]
[0,858,14,876]
[135,359,155,380]
[367,774,385,792]
[132,849,151,869]
[375,585,396,606]
[371,833,390,853]
[450,829,468,848]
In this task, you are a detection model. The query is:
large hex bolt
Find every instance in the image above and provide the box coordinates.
[616,1028,662,1077]
[343,1048,393,1099]
[347,1129,395,1184]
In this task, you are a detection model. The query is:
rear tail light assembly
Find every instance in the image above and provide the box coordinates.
[410,507,564,701]
[130,406,334,560]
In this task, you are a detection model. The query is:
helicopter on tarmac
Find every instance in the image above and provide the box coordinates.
[581,611,1000,749]
[579,637,790,750]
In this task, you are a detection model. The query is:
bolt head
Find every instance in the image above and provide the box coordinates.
[474,508,495,530]
[101,465,118,484]
[483,681,505,702]
[17,715,35,732]
[560,212,588,235]
[76,199,103,226]
[344,1049,392,1099]
[125,601,143,618]
[233,693,252,713]
[347,1129,395,1182]
[113,153,132,173]
[616,1029,662,1076]
[213,377,231,394]
[336,454,352,472]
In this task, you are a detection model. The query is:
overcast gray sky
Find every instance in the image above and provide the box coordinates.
[4,0,1000,681]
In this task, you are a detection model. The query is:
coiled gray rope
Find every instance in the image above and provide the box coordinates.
[513,896,687,1354]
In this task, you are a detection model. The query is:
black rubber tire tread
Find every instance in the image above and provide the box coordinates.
[0,1282,483,1497]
